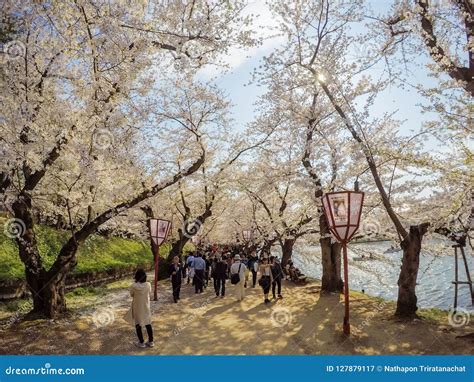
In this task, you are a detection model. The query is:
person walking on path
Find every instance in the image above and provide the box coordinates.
[270,256,283,299]
[211,256,218,293]
[169,256,183,303]
[186,253,195,285]
[226,255,233,279]
[258,257,273,304]
[213,255,228,297]
[247,251,258,288]
[230,254,247,301]
[130,269,154,348]
[193,252,206,294]
[242,254,250,288]
[204,254,212,288]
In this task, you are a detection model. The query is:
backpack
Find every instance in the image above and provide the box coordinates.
[230,264,242,285]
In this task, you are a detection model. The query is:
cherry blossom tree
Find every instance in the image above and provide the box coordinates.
[0,0,255,318]
[258,0,466,317]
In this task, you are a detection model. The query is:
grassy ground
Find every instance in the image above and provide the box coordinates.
[0,278,472,355]
[0,217,175,281]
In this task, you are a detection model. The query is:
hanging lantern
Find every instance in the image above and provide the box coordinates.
[321,190,364,336]
[149,218,172,246]
[242,230,253,241]
[322,191,364,243]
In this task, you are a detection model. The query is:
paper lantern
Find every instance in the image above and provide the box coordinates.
[321,191,364,243]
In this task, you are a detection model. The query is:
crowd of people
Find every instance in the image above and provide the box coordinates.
[129,243,306,348]
[174,244,285,304]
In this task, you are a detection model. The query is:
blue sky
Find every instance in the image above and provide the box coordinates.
[196,0,445,152]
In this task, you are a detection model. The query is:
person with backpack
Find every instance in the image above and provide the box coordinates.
[258,256,273,304]
[270,256,283,299]
[213,255,228,297]
[230,254,247,301]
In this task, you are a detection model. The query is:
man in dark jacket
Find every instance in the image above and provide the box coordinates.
[270,256,283,299]
[213,255,228,297]
[169,256,183,303]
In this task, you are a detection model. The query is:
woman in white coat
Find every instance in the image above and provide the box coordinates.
[130,269,154,348]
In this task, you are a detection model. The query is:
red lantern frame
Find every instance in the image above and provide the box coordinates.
[149,218,172,246]
[148,218,171,300]
[322,191,364,244]
[242,230,253,241]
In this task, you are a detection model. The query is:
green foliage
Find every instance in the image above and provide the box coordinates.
[0,222,170,281]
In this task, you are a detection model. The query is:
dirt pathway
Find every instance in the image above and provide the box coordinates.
[0,279,472,355]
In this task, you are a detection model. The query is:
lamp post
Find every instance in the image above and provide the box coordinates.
[149,218,172,301]
[321,191,364,335]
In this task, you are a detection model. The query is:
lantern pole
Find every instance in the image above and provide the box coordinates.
[154,244,159,301]
[342,241,350,335]
[149,218,171,302]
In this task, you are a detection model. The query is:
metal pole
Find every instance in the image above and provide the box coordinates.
[342,242,350,335]
[459,246,474,305]
[154,245,159,301]
[454,246,458,312]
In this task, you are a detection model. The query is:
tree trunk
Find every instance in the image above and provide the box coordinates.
[12,192,74,318]
[319,212,343,293]
[281,238,295,267]
[395,223,430,318]
[320,237,343,293]
[167,208,213,261]
[168,231,190,261]
[30,276,67,318]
